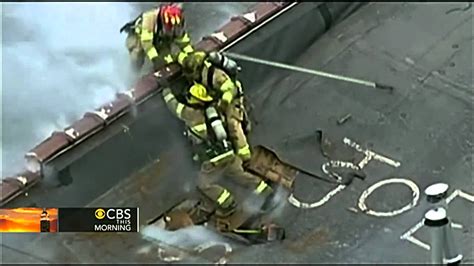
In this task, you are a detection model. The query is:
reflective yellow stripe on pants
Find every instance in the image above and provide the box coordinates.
[237,144,251,158]
[217,189,231,205]
[233,228,262,234]
[209,150,234,164]
[163,92,185,119]
[190,123,207,136]
[175,103,185,119]
[254,180,269,194]
[164,92,174,103]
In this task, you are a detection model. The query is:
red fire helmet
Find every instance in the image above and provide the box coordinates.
[158,3,185,37]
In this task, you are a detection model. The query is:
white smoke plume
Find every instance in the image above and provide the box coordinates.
[1,2,138,177]
[1,2,256,179]
[140,224,234,263]
[142,224,229,249]
[183,2,256,42]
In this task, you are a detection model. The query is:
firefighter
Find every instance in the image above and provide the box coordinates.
[161,87,273,223]
[181,51,252,162]
[120,3,195,73]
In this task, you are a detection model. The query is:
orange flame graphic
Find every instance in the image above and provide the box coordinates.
[0,208,58,233]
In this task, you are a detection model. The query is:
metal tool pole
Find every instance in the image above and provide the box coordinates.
[424,183,463,265]
[443,224,463,265]
[224,52,395,91]
[424,207,447,264]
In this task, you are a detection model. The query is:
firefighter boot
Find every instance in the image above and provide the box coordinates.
[164,210,195,231]
[263,223,286,242]
[245,223,285,244]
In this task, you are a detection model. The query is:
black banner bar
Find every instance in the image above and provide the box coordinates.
[58,208,139,232]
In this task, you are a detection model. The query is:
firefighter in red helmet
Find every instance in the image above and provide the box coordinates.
[120,3,195,73]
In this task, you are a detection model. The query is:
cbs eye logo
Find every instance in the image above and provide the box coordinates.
[95,208,106,220]
[94,208,131,220]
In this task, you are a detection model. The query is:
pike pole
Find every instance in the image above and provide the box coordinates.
[223,52,395,92]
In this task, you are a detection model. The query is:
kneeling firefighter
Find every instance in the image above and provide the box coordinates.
[120,3,195,73]
[181,51,253,162]
[161,87,275,232]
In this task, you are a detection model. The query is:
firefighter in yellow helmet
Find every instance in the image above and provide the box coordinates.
[181,50,252,162]
[161,87,274,225]
[120,3,195,73]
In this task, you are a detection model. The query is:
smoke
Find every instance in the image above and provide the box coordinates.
[141,224,234,263]
[1,2,138,177]
[142,224,229,249]
[140,224,234,263]
[131,2,257,42]
[241,184,290,220]
[182,2,257,42]
[266,185,291,220]
[139,184,290,262]
[1,2,256,179]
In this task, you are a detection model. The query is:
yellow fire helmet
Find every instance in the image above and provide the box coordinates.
[189,82,213,103]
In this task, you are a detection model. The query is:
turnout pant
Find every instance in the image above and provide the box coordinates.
[198,155,273,217]
[225,97,252,162]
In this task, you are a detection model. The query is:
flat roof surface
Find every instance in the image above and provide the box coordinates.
[1,2,473,263]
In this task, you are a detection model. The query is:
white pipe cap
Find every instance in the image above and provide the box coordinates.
[425,183,449,197]
[425,207,447,221]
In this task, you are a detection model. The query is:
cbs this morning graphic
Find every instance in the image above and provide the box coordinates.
[1,208,139,233]
[92,208,139,232]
